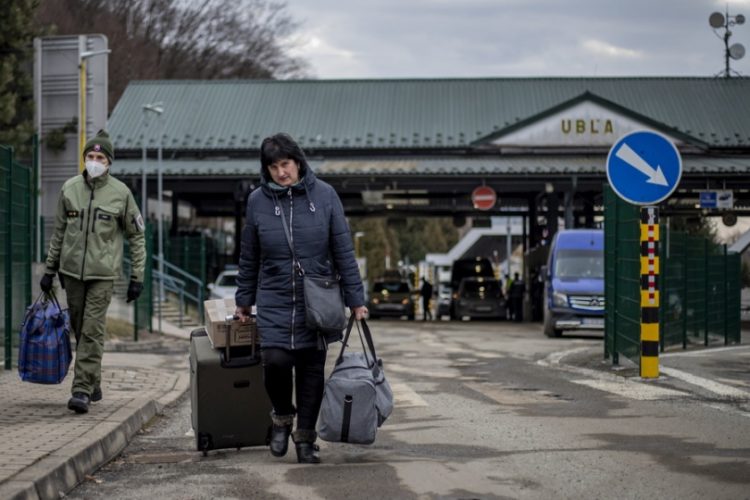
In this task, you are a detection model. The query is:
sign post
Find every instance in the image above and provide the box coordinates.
[606,130,682,379]
[471,186,497,211]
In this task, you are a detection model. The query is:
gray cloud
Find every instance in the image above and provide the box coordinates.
[287,0,749,78]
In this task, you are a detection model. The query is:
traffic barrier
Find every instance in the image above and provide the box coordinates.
[640,207,659,378]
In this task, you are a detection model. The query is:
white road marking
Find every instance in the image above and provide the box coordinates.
[391,382,429,408]
[571,379,686,401]
[538,347,689,400]
[661,345,750,358]
[660,367,749,399]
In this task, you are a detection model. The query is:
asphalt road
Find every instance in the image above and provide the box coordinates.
[68,320,750,499]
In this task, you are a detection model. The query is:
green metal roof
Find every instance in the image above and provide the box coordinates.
[108,77,750,151]
[113,155,750,177]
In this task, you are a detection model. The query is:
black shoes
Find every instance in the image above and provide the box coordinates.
[269,412,295,457]
[91,386,102,402]
[269,424,292,457]
[292,429,321,464]
[295,442,321,464]
[67,392,91,414]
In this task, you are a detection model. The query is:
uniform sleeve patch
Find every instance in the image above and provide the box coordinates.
[133,214,145,231]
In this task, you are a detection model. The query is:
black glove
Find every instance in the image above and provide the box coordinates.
[127,281,143,303]
[40,273,54,293]
[58,272,66,290]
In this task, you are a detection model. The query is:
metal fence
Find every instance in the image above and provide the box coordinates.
[165,234,208,288]
[131,224,154,339]
[604,185,742,365]
[1,143,37,369]
[661,232,741,348]
[604,185,641,364]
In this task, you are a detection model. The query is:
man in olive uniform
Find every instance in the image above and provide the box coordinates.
[41,130,146,414]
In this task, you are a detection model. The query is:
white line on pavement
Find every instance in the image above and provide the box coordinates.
[571,379,687,400]
[659,367,749,399]
[661,345,750,358]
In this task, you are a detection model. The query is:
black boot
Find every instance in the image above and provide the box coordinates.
[269,412,294,457]
[67,392,90,414]
[293,429,320,464]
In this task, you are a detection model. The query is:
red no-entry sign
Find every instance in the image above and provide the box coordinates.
[471,186,496,211]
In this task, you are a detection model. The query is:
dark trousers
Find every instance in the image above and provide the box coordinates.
[261,347,326,431]
[422,297,432,320]
[511,297,523,322]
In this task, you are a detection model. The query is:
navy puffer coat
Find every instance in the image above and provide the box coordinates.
[235,162,365,350]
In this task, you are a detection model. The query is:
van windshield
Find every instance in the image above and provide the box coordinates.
[554,250,604,279]
[451,258,494,289]
[461,280,501,298]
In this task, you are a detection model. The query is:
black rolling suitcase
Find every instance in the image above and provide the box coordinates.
[189,319,272,456]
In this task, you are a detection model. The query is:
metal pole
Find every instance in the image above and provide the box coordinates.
[157,114,164,334]
[4,146,13,369]
[141,119,148,217]
[506,216,512,277]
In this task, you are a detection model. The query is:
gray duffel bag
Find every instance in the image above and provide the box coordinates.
[317,316,393,444]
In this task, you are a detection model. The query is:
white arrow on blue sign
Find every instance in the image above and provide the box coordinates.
[606,130,683,205]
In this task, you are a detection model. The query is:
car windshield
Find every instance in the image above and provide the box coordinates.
[217,274,238,287]
[373,282,410,293]
[461,280,501,299]
[554,250,604,279]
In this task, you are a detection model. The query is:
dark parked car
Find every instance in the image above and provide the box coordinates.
[449,257,495,319]
[436,281,452,318]
[369,280,415,320]
[452,277,506,320]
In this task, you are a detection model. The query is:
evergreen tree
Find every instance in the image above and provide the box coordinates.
[351,216,458,283]
[0,0,39,158]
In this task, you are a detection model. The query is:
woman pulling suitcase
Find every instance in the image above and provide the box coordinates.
[235,133,368,463]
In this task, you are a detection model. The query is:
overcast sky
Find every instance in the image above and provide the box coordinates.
[285,0,750,79]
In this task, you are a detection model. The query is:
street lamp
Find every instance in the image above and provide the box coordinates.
[142,102,165,334]
[78,48,111,170]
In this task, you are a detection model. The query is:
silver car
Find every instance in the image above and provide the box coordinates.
[208,269,239,300]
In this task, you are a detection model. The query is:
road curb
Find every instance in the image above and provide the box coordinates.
[0,396,171,500]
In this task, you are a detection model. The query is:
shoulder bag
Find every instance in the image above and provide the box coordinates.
[277,202,347,338]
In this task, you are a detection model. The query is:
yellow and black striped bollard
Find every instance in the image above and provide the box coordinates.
[640,206,659,378]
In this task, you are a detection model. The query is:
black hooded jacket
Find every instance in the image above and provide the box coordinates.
[235,161,365,349]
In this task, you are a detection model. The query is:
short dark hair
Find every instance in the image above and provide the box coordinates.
[260,133,306,171]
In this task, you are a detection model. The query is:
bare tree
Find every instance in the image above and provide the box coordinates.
[36,0,308,110]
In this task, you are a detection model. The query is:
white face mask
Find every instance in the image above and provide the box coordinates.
[85,160,108,178]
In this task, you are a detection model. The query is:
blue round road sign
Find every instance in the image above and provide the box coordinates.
[606,130,682,205]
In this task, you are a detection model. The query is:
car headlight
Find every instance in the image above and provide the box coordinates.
[401,298,409,305]
[552,292,568,307]
[371,297,380,304]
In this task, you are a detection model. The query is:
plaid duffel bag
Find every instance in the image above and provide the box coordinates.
[18,291,72,384]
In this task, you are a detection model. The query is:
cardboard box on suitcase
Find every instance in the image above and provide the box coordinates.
[203,298,258,349]
[189,326,272,455]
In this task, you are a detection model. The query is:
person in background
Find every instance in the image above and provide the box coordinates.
[235,133,367,464]
[41,130,146,414]
[420,277,434,321]
[504,273,513,319]
[509,272,525,322]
